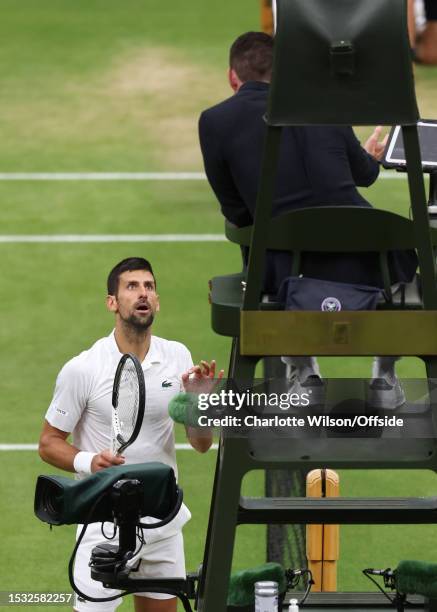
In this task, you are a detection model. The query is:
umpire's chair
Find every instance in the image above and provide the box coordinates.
[197,0,437,610]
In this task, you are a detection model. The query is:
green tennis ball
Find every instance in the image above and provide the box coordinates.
[168,393,201,426]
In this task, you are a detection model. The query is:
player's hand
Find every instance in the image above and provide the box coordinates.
[364,126,389,161]
[91,449,125,472]
[181,359,224,394]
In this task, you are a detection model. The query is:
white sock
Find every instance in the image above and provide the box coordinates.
[372,356,400,384]
[281,356,320,381]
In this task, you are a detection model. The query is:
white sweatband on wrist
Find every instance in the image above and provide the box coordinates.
[73,451,96,475]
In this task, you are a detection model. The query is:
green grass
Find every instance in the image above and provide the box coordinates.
[0,1,437,610]
[0,0,257,172]
[0,182,224,234]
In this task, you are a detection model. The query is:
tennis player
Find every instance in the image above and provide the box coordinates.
[39,257,220,612]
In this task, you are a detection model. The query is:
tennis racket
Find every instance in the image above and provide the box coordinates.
[111,353,145,455]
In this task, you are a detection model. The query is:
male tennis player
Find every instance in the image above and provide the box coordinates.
[39,257,219,612]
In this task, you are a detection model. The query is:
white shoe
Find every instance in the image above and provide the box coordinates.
[367,377,406,410]
[288,374,325,407]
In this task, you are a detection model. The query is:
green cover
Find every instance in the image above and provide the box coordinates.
[227,563,286,606]
[34,462,178,526]
[397,560,437,598]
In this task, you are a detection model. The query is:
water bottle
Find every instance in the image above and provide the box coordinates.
[288,598,299,612]
[254,581,278,611]
[428,205,437,221]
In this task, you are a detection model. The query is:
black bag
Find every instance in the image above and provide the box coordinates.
[277,276,382,312]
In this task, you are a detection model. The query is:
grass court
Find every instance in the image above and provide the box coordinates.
[1,1,437,609]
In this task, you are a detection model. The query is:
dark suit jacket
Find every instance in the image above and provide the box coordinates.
[199,81,417,294]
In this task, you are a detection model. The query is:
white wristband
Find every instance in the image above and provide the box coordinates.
[73,451,96,475]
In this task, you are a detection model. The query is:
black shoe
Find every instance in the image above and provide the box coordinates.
[288,374,325,407]
[367,377,406,410]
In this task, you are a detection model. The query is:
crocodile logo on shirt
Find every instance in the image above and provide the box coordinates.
[162,380,173,388]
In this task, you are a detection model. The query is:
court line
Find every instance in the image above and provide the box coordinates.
[0,171,406,180]
[0,234,226,243]
[0,443,218,451]
[0,172,206,181]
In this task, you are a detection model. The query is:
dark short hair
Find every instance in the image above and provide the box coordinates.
[107,257,155,295]
[229,31,273,83]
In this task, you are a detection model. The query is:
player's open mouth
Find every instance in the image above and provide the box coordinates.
[135,303,150,314]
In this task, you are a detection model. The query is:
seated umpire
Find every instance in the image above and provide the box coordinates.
[198,31,418,402]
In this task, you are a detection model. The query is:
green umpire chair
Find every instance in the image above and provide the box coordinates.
[197,0,437,610]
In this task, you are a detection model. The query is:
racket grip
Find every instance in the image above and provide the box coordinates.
[110,428,120,456]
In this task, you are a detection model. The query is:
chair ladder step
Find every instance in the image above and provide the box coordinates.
[238,496,437,524]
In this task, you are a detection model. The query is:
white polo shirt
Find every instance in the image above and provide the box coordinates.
[45,331,193,479]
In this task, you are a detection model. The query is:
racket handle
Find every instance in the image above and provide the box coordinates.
[111,428,119,456]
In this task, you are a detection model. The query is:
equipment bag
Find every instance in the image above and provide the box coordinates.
[277,276,382,312]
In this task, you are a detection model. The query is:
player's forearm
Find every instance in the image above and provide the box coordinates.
[186,427,213,453]
[38,435,79,472]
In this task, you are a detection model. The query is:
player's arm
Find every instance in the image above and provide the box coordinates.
[182,362,214,453]
[182,360,224,453]
[39,421,77,472]
[41,359,124,474]
[39,420,124,473]
[185,425,213,454]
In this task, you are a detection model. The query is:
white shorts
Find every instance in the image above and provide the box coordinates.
[73,522,186,612]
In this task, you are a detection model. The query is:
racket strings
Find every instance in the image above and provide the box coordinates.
[114,362,140,443]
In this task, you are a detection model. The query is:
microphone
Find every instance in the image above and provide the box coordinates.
[364,568,394,577]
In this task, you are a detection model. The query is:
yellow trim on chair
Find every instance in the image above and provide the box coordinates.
[240,311,437,356]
